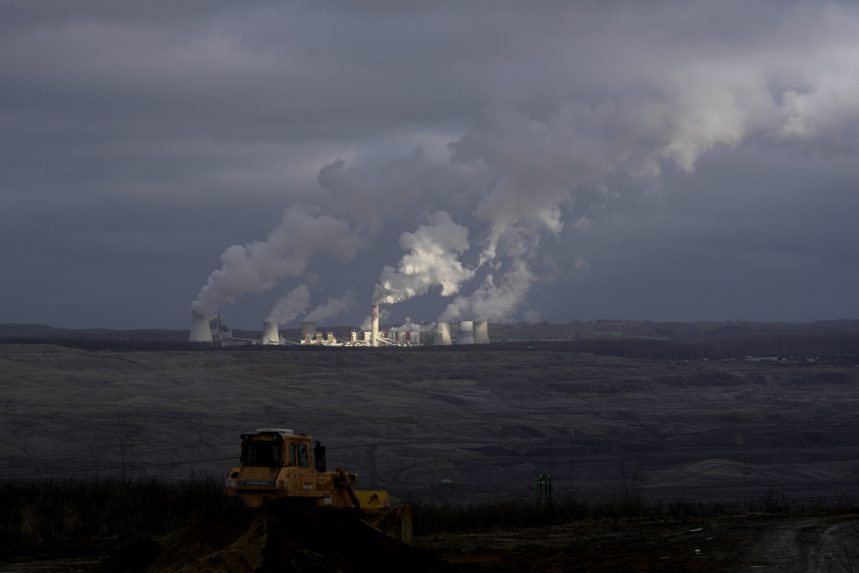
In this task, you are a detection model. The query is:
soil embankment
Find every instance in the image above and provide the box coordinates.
[91,506,454,573]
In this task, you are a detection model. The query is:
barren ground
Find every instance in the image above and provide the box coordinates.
[2,344,858,503]
[2,513,858,572]
[2,343,859,571]
[419,513,859,572]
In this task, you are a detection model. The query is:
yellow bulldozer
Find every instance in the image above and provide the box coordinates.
[224,428,412,543]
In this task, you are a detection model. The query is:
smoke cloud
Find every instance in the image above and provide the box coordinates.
[304,289,355,323]
[266,284,311,325]
[372,211,475,305]
[191,206,359,317]
[440,259,536,322]
[360,306,391,332]
[181,3,859,325]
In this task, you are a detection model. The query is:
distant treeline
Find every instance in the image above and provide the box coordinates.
[2,319,859,360]
[4,319,859,342]
[2,333,858,361]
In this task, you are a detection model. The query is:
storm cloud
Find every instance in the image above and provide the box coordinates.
[1,1,858,327]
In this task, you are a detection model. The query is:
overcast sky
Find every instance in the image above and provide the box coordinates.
[2,1,858,329]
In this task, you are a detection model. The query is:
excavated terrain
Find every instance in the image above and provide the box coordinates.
[89,506,452,573]
[5,510,858,572]
[2,344,858,503]
[2,341,859,571]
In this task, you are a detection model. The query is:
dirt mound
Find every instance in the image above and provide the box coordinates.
[91,506,454,573]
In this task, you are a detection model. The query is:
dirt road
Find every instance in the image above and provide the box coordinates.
[743,515,859,572]
[418,513,859,572]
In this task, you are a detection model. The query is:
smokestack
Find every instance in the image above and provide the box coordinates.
[474,320,490,344]
[189,310,213,343]
[371,304,380,347]
[434,321,452,346]
[457,320,475,345]
[261,320,280,345]
[301,321,317,344]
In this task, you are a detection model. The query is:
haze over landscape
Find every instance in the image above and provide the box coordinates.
[3,2,859,571]
[2,1,859,329]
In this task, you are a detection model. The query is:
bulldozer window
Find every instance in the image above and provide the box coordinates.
[241,441,282,467]
[314,441,326,472]
[298,443,309,468]
[288,443,297,466]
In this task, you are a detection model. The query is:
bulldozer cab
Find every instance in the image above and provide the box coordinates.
[226,428,337,508]
[240,429,326,471]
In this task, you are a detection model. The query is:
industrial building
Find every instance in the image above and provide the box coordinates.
[189,304,489,347]
[189,312,260,346]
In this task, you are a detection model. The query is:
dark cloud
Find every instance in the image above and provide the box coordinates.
[1,1,858,327]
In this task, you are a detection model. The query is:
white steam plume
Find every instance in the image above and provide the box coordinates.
[304,289,355,323]
[191,205,359,317]
[360,306,390,331]
[266,284,311,325]
[193,4,859,324]
[372,211,474,305]
[439,259,536,322]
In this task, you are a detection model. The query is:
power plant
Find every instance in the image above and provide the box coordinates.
[434,321,452,346]
[188,304,488,348]
[189,310,213,343]
[261,321,280,345]
[474,320,490,344]
[300,321,317,343]
[371,303,380,348]
[456,320,475,345]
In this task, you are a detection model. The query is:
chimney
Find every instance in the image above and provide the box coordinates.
[261,320,280,345]
[300,321,316,344]
[371,304,380,347]
[434,321,452,345]
[189,310,213,343]
[456,320,475,345]
[474,320,490,344]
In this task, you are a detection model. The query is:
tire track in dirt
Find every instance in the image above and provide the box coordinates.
[742,515,859,572]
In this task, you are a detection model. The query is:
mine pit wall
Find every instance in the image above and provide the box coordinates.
[1,345,857,504]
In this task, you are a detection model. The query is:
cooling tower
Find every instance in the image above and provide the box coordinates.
[434,321,452,345]
[189,310,213,343]
[301,321,316,343]
[457,320,475,345]
[261,321,280,345]
[474,320,490,344]
[371,304,380,347]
